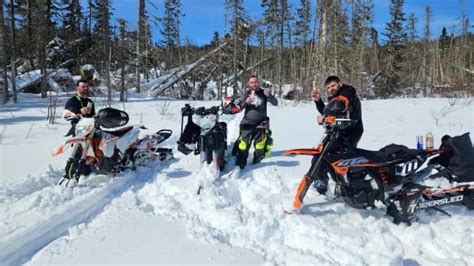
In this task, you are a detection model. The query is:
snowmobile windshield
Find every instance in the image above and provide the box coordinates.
[97,108,129,129]
[323,96,349,116]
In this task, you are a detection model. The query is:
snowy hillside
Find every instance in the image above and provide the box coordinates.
[1,94,473,265]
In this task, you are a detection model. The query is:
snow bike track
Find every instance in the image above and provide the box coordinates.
[0,162,171,265]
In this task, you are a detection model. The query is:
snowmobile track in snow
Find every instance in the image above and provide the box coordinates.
[0,161,172,265]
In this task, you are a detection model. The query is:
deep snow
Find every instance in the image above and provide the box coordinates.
[1,93,473,265]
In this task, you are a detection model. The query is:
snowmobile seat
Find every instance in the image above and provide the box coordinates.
[354,148,387,162]
[356,144,421,163]
[102,126,134,137]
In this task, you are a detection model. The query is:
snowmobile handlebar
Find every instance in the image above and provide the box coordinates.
[323,117,357,131]
[181,104,221,117]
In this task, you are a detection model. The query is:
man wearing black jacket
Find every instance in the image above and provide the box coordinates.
[63,79,95,136]
[234,75,278,169]
[310,75,364,194]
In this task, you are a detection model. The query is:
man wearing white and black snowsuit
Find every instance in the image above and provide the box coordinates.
[310,75,364,194]
[63,79,95,136]
[60,79,96,181]
[234,75,278,169]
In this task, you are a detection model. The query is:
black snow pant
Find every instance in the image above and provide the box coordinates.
[233,120,273,169]
[307,134,361,182]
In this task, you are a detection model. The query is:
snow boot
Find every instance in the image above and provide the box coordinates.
[314,178,328,195]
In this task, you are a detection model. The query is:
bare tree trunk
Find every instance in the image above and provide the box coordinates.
[240,38,249,92]
[144,18,149,82]
[26,0,34,70]
[9,0,17,103]
[0,1,8,104]
[277,0,285,96]
[318,7,328,83]
[232,0,238,96]
[135,1,141,93]
[39,0,49,100]
[232,0,239,96]
[107,46,112,106]
[120,66,126,102]
[285,11,296,96]
[88,0,92,36]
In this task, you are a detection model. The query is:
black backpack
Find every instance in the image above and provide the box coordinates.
[443,133,474,181]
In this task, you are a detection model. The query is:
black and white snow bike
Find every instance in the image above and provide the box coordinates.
[285,99,474,224]
[177,98,242,172]
[53,108,173,186]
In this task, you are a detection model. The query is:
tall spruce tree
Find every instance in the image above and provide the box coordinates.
[161,0,182,67]
[349,0,374,89]
[294,0,311,91]
[383,0,407,96]
[62,0,83,35]
[406,12,419,91]
[422,5,432,91]
[227,0,248,95]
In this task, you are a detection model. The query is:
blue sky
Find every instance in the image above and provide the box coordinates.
[97,0,473,45]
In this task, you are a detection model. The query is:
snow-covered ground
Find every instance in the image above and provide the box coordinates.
[1,93,473,265]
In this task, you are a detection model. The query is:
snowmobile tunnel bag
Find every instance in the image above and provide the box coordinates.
[97,108,129,129]
[445,133,474,181]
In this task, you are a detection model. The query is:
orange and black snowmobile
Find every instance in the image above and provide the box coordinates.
[285,103,474,224]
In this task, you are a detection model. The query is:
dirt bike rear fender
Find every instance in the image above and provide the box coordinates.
[284,144,324,156]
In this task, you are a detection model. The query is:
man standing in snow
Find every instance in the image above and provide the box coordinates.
[233,75,278,169]
[63,79,96,136]
[310,75,363,194]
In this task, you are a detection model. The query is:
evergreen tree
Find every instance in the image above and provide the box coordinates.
[421,5,433,91]
[349,0,374,89]
[117,18,132,102]
[327,0,350,76]
[383,0,407,96]
[293,0,311,90]
[161,0,182,66]
[405,12,419,92]
[227,0,249,94]
[92,0,112,73]
[62,0,83,35]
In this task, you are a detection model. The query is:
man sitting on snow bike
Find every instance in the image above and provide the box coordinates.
[310,75,363,194]
[287,89,474,223]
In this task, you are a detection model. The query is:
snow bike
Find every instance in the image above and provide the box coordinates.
[177,97,242,171]
[285,100,474,224]
[53,107,173,186]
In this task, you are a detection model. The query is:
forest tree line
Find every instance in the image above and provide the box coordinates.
[0,0,473,104]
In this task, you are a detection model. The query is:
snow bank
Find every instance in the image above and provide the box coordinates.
[0,94,473,264]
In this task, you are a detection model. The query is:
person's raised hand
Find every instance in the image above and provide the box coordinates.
[264,87,270,96]
[311,88,321,102]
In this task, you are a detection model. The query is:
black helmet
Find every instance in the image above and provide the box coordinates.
[323,96,348,116]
